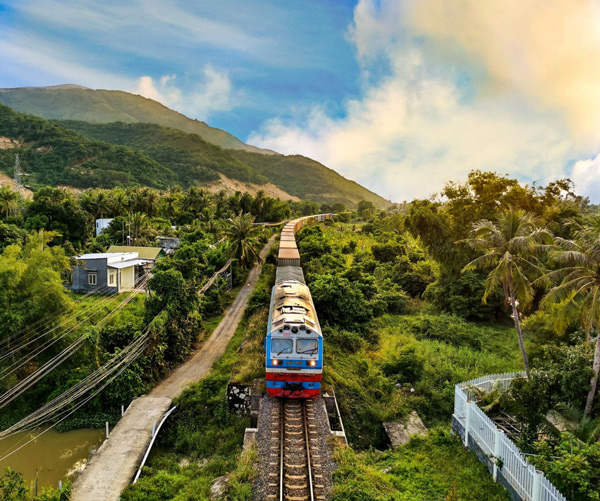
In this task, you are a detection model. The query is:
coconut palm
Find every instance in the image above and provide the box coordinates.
[542,235,600,415]
[461,208,554,377]
[0,186,19,218]
[226,212,261,267]
[110,189,129,216]
[129,212,153,245]
[549,403,600,444]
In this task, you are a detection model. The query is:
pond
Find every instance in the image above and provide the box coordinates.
[0,427,105,489]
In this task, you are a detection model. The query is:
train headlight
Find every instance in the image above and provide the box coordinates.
[272,359,280,365]
[308,360,317,367]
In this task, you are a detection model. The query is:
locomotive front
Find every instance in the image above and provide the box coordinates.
[265,278,323,398]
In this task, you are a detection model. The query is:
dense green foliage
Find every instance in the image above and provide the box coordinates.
[0,182,279,496]
[0,468,69,501]
[0,105,175,189]
[0,101,387,206]
[57,121,264,186]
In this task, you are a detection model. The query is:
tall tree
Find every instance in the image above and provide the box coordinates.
[461,209,553,377]
[0,186,19,219]
[542,235,600,415]
[226,212,261,267]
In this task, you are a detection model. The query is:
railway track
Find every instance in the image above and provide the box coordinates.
[267,399,326,501]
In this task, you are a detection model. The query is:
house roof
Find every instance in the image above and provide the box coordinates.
[76,252,137,261]
[106,246,164,260]
[108,259,151,269]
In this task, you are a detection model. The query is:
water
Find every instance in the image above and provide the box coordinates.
[0,427,105,488]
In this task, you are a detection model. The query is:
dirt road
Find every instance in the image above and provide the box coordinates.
[71,236,275,501]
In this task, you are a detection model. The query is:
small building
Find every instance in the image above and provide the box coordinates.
[96,218,114,236]
[156,236,181,255]
[71,252,151,293]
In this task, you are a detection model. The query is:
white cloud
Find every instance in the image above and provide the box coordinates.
[571,155,600,200]
[409,0,600,147]
[249,0,580,202]
[133,66,239,120]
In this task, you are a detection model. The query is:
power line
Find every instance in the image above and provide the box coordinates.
[0,276,148,410]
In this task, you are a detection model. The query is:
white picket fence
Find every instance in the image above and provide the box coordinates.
[453,372,567,501]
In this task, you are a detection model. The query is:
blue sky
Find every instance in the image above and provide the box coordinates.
[2,0,600,202]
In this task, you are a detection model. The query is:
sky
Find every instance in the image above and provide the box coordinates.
[1,0,600,203]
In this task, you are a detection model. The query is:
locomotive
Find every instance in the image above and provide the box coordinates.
[264,216,331,399]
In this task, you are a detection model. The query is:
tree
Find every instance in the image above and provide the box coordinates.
[129,212,153,245]
[0,231,72,338]
[357,200,375,218]
[310,274,372,330]
[0,186,19,219]
[226,212,261,267]
[542,235,600,415]
[461,209,553,377]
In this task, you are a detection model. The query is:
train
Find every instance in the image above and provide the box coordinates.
[264,215,332,399]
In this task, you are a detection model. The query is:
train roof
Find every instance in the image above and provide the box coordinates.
[270,280,320,334]
[276,266,306,285]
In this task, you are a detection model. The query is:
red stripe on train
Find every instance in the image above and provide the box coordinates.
[267,388,320,399]
[265,372,322,382]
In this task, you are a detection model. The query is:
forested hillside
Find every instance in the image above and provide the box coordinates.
[0,85,271,153]
[0,104,176,189]
[0,104,388,207]
[56,120,389,207]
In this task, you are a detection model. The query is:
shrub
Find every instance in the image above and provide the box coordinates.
[382,346,425,384]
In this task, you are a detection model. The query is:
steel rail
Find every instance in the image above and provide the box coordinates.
[302,401,315,501]
[279,399,284,501]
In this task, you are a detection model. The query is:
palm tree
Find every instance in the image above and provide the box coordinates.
[549,403,600,444]
[129,212,153,245]
[0,186,19,218]
[226,212,261,267]
[110,189,129,216]
[461,209,553,377]
[542,235,600,415]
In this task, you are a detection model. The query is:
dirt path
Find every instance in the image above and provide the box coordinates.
[152,236,275,399]
[71,236,275,501]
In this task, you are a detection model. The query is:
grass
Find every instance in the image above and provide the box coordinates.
[331,430,509,501]
[121,287,266,501]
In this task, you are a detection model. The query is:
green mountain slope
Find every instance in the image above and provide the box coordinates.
[58,120,267,187]
[0,104,176,189]
[58,120,389,207]
[229,150,388,208]
[0,85,273,154]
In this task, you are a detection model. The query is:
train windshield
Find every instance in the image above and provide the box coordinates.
[271,338,293,355]
[297,338,318,355]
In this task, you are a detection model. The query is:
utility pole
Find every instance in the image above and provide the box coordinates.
[13,154,22,189]
[13,153,30,191]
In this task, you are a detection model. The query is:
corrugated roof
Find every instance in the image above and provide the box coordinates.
[76,252,136,261]
[108,259,151,269]
[107,246,163,259]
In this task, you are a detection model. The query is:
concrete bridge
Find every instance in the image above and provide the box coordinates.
[71,237,275,501]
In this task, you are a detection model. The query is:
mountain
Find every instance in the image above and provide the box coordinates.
[0,104,176,189]
[57,120,389,207]
[0,85,273,154]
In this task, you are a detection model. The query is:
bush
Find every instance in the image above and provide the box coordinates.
[310,274,372,331]
[382,346,425,384]
[401,314,484,350]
